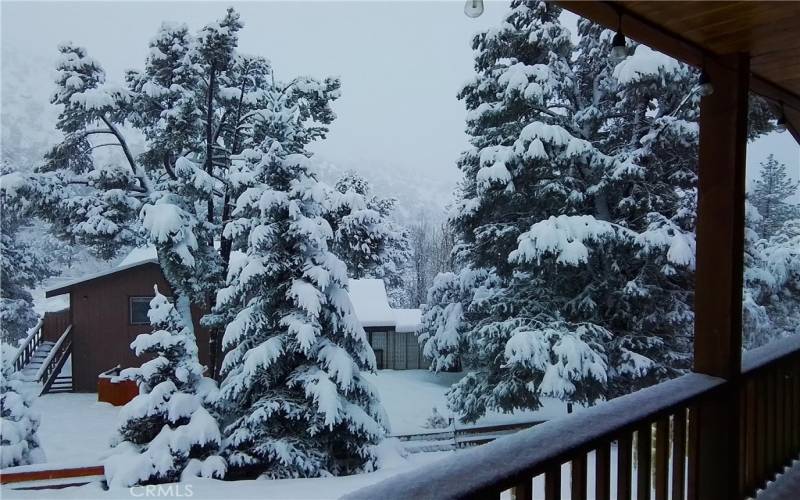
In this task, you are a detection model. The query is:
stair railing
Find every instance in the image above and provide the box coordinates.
[36,325,73,395]
[10,319,43,373]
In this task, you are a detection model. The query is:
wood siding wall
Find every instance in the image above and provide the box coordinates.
[42,309,70,342]
[68,263,210,392]
[368,330,428,370]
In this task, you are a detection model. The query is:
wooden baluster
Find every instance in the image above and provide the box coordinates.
[778,364,785,466]
[618,434,632,500]
[655,418,669,500]
[738,379,747,497]
[686,406,697,500]
[756,373,768,488]
[672,409,686,500]
[571,454,587,500]
[512,478,532,500]
[794,361,800,453]
[596,444,611,500]
[637,424,652,500]
[545,464,561,500]
[768,369,778,478]
[784,362,793,466]
[744,378,757,496]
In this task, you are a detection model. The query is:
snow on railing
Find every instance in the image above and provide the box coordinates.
[742,335,800,374]
[9,319,43,373]
[344,372,725,500]
[33,325,72,383]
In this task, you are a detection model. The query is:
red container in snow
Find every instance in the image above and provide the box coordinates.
[97,366,138,406]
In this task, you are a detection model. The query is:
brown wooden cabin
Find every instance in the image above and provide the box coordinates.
[45,259,210,392]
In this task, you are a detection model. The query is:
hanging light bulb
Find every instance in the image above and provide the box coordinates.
[611,32,627,60]
[776,112,787,133]
[464,0,484,18]
[610,12,626,60]
[698,70,714,97]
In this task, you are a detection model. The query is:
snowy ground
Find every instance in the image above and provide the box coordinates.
[27,370,569,468]
[3,446,455,500]
[31,393,120,466]
[366,369,570,436]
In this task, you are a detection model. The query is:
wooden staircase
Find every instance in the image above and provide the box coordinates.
[11,312,73,395]
[20,341,55,382]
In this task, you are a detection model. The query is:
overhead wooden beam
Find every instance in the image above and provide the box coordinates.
[556,1,704,66]
[557,1,800,120]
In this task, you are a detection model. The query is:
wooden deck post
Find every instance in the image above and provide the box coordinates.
[691,52,749,500]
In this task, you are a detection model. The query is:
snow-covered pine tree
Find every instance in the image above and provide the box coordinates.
[742,200,800,349]
[422,1,616,422]
[418,268,497,374]
[211,74,385,479]
[326,171,411,307]
[12,8,346,483]
[18,9,249,379]
[0,343,45,468]
[423,0,737,421]
[759,219,800,337]
[105,287,224,487]
[0,165,52,342]
[573,20,701,395]
[749,154,800,239]
[742,201,775,349]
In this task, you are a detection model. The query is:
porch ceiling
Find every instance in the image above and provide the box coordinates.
[559,1,800,142]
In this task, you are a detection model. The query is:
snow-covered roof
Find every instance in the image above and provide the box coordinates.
[45,258,161,297]
[394,308,422,333]
[347,279,423,332]
[45,246,160,297]
[117,245,158,267]
[347,279,395,328]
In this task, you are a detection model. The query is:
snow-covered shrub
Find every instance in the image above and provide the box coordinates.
[105,288,224,487]
[0,343,45,467]
[424,407,450,429]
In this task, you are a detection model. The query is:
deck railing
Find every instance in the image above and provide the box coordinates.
[739,336,800,497]
[10,319,43,373]
[345,336,800,500]
[36,325,72,395]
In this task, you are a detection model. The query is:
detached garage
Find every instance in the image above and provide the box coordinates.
[347,279,428,370]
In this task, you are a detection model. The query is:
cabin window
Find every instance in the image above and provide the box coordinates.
[374,349,384,370]
[129,297,154,325]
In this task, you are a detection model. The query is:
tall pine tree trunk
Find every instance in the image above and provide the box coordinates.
[204,65,221,379]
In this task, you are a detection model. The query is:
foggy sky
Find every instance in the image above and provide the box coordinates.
[1,1,797,196]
